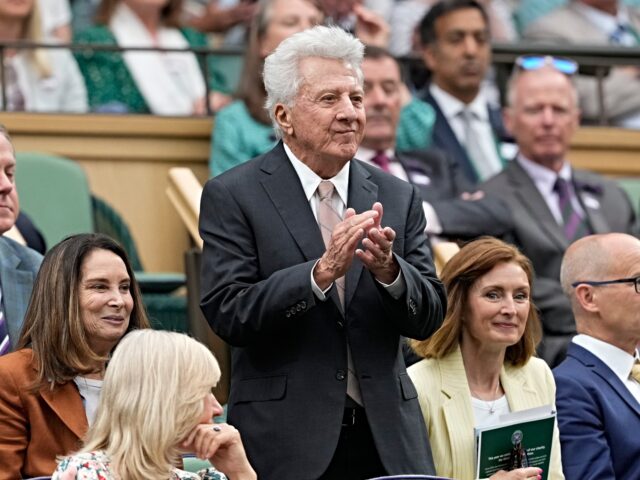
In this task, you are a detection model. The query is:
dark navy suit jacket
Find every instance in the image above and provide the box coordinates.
[420,88,510,184]
[554,342,640,480]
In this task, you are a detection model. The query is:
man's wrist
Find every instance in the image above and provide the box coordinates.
[313,258,336,291]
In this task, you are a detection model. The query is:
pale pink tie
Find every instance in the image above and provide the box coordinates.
[316,180,362,405]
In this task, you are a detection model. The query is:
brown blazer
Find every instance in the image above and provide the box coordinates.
[0,349,88,479]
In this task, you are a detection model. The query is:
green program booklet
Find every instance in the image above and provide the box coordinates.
[474,405,556,480]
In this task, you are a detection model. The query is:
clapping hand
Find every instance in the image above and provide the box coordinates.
[356,202,399,284]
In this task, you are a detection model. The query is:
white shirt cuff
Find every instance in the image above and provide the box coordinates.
[376,266,406,300]
[422,200,442,235]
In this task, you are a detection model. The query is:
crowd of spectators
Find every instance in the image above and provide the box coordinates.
[0,0,639,479]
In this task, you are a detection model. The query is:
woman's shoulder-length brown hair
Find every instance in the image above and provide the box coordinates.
[412,237,542,366]
[17,233,151,390]
[95,0,184,28]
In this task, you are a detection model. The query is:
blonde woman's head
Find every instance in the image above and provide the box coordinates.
[81,330,222,479]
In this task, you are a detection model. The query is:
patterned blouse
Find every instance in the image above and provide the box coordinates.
[53,451,228,480]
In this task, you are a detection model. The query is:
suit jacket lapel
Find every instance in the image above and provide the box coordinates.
[39,380,88,439]
[345,161,377,308]
[573,171,609,234]
[440,347,478,480]
[424,92,479,184]
[508,161,568,250]
[570,344,640,419]
[501,364,541,411]
[0,240,32,344]
[259,143,326,262]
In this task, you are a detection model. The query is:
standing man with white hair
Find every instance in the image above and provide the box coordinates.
[199,25,446,480]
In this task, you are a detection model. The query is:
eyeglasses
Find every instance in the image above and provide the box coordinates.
[571,276,640,294]
[515,55,579,75]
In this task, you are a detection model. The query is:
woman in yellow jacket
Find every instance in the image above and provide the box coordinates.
[408,238,564,480]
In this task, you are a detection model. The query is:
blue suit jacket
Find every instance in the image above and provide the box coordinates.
[0,237,42,347]
[420,88,510,184]
[553,342,640,479]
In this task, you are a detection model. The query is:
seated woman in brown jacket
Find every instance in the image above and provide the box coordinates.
[0,233,150,479]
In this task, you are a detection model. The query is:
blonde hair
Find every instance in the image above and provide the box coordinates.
[78,330,221,479]
[22,1,52,78]
[412,237,542,366]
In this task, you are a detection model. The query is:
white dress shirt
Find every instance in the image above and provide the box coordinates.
[516,155,585,225]
[283,143,405,301]
[573,334,640,405]
[574,2,639,46]
[429,83,503,179]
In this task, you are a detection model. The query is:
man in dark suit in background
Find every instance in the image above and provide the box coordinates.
[359,46,512,243]
[417,0,511,184]
[482,59,637,366]
[555,233,640,479]
[199,26,446,480]
[0,127,42,356]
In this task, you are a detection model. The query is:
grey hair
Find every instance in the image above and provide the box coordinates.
[263,25,364,137]
[506,65,579,109]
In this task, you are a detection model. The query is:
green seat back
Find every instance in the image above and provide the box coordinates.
[617,177,640,215]
[16,152,93,249]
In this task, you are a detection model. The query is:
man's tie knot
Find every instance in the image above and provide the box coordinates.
[630,360,640,383]
[317,180,335,201]
[371,151,391,172]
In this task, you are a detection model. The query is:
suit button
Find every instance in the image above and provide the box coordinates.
[296,304,302,312]
[300,301,307,309]
[285,311,291,318]
[336,321,344,330]
[336,370,346,381]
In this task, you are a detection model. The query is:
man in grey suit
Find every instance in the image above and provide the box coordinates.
[200,26,446,480]
[524,0,640,127]
[0,127,42,355]
[360,45,512,243]
[482,60,637,367]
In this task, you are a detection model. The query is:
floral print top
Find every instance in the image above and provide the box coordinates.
[53,451,228,480]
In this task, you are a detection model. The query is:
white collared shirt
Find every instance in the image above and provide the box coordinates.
[573,334,640,405]
[516,155,585,225]
[429,83,503,179]
[356,146,443,235]
[283,143,405,300]
[574,2,638,46]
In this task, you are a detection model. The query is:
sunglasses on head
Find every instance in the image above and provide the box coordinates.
[515,55,579,75]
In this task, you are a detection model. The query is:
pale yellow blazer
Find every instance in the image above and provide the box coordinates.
[408,346,564,480]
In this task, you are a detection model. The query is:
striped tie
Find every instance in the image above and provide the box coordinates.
[554,177,590,242]
[0,304,11,356]
[631,360,640,383]
[317,181,363,405]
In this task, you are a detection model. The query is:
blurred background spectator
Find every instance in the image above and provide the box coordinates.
[0,0,87,112]
[389,0,518,57]
[523,0,640,127]
[74,0,231,115]
[38,0,72,42]
[209,0,323,176]
[416,0,512,185]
